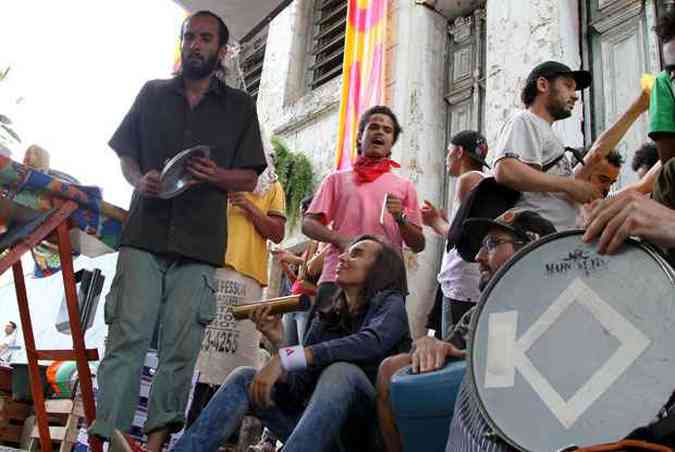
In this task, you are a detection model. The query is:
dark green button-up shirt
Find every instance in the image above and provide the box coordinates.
[109,76,266,266]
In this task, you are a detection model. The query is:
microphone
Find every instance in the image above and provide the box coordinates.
[232,294,311,320]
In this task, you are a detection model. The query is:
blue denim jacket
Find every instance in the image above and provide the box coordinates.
[274,289,411,410]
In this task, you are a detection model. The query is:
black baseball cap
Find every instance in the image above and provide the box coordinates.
[450,130,490,169]
[460,209,557,262]
[526,61,592,91]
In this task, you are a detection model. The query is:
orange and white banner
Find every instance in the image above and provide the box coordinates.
[335,0,388,170]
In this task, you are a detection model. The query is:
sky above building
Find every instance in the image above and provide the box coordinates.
[0,0,186,208]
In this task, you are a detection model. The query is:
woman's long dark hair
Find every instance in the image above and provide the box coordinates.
[321,234,407,327]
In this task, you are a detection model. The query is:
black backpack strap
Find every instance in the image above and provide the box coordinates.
[543,147,585,172]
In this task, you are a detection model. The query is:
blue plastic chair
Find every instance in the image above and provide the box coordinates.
[389,359,467,452]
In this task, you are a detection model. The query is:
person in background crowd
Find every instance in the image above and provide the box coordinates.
[632,142,659,179]
[302,106,425,321]
[492,61,600,230]
[574,88,650,199]
[576,147,624,199]
[423,130,486,341]
[272,195,327,346]
[648,10,675,209]
[648,9,675,165]
[187,148,286,439]
[172,235,412,452]
[0,321,17,363]
[96,10,267,452]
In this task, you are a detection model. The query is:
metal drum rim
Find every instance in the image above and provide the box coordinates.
[466,229,675,452]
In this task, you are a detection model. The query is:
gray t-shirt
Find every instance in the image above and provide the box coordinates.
[493,110,578,231]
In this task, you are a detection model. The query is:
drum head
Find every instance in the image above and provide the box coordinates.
[469,230,675,451]
[159,145,210,199]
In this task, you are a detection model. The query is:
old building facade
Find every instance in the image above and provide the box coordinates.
[233,0,672,337]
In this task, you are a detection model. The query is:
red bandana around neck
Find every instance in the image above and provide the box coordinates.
[352,155,401,184]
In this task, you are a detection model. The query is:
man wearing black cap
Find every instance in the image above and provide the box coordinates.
[493,61,601,231]
[375,209,555,452]
[422,131,488,340]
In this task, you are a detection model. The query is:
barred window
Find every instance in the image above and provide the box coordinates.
[240,30,268,99]
[309,0,348,89]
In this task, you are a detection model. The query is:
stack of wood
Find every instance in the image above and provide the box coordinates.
[0,393,31,448]
[24,398,84,452]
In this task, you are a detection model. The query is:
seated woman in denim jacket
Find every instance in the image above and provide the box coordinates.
[172,234,412,452]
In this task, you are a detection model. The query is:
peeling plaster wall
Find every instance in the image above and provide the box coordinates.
[256,1,343,298]
[256,0,342,249]
[484,0,584,154]
[389,2,449,338]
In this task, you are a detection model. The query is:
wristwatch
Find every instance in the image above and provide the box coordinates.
[394,212,408,225]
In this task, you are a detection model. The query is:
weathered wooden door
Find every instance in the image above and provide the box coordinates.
[444,9,486,214]
[585,0,661,188]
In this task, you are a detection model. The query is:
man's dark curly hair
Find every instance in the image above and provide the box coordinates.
[520,74,565,107]
[356,106,403,154]
[654,9,675,43]
[631,142,659,172]
[605,150,624,168]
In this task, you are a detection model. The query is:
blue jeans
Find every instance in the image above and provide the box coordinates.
[172,362,376,452]
[282,311,309,346]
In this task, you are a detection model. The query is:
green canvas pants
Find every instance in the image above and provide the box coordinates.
[89,247,216,439]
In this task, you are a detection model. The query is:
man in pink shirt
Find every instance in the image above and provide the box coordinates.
[302,106,425,313]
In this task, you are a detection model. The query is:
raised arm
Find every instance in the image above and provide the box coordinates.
[575,90,650,180]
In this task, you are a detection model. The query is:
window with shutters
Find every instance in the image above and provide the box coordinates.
[240,28,268,99]
[308,0,348,89]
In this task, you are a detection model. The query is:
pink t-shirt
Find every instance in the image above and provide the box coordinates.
[307,169,422,284]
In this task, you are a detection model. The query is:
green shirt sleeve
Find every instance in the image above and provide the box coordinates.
[648,71,675,139]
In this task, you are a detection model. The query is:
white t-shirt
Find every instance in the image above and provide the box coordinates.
[437,248,481,302]
[0,331,17,362]
[493,110,577,231]
[437,171,483,303]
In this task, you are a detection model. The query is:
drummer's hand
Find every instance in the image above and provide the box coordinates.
[563,178,602,205]
[249,356,284,409]
[250,305,284,349]
[187,156,219,184]
[411,336,465,374]
[229,192,253,213]
[583,192,675,254]
[136,170,161,197]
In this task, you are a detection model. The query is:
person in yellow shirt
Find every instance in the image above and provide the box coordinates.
[188,153,286,427]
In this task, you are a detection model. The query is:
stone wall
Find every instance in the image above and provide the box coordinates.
[256,0,343,248]
[388,2,449,338]
[484,0,584,154]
